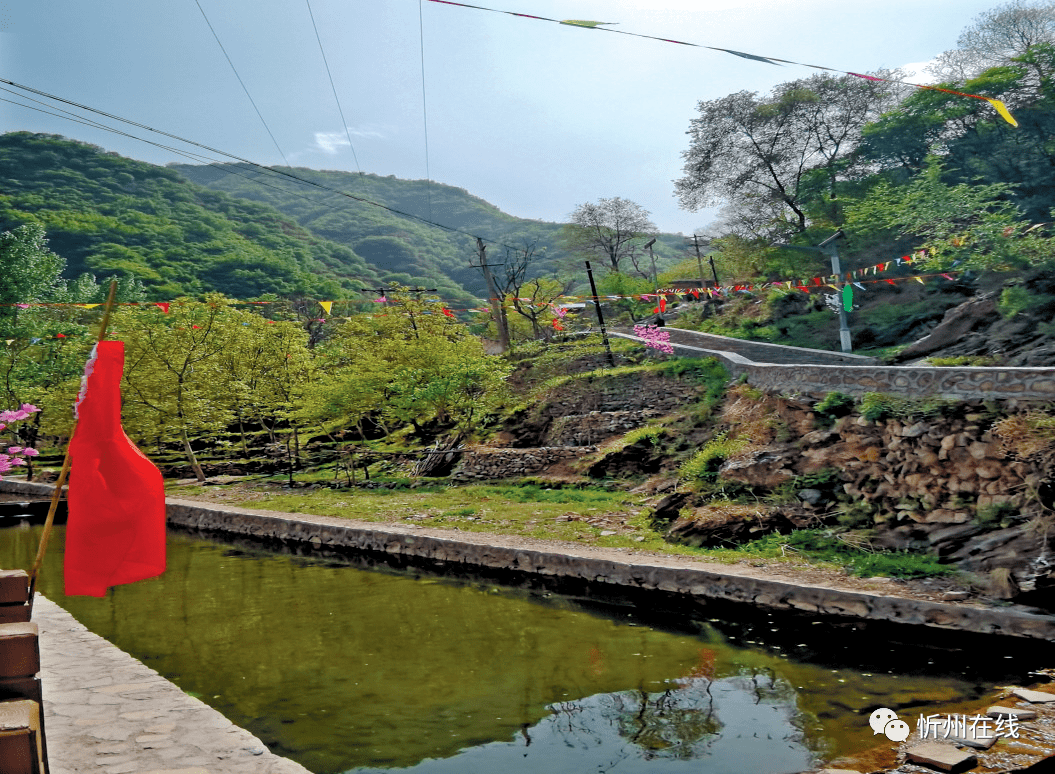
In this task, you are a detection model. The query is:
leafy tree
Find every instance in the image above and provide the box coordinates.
[115,297,242,481]
[597,272,655,323]
[0,224,145,476]
[303,288,510,441]
[843,160,1052,270]
[561,198,656,275]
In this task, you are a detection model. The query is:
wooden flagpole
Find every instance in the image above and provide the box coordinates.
[27,279,120,609]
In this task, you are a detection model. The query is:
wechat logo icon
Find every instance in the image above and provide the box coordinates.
[869,708,911,742]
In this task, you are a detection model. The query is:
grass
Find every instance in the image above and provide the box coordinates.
[166,477,960,579]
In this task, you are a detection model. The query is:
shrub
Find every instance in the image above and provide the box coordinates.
[814,391,855,418]
[679,432,748,485]
[860,392,954,422]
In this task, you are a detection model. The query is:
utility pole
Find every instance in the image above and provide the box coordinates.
[771,230,851,353]
[818,230,852,354]
[476,238,510,352]
[644,237,658,289]
[686,234,719,288]
[585,261,616,367]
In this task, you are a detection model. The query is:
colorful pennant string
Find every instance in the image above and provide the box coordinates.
[427,0,1018,126]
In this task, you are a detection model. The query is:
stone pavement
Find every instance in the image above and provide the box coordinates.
[32,594,312,774]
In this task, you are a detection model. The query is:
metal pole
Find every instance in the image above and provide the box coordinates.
[585,261,615,367]
[828,241,852,353]
[690,235,707,290]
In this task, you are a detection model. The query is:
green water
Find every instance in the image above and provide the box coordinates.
[0,524,1041,773]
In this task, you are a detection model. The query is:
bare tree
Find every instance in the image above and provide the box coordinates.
[561,197,657,274]
[675,73,901,240]
[927,0,1055,82]
[497,238,575,339]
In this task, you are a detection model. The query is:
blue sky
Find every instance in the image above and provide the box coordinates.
[2,0,1004,236]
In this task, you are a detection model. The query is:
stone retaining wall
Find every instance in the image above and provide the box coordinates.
[546,410,660,447]
[611,332,1055,400]
[3,480,1055,640]
[449,446,596,482]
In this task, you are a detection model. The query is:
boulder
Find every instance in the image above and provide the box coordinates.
[893,294,997,362]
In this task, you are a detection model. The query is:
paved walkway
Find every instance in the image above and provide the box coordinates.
[33,594,311,774]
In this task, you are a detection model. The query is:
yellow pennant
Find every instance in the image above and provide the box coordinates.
[80,303,102,309]
[988,99,1018,127]
[319,301,333,315]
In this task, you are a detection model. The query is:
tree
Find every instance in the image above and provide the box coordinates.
[495,237,575,340]
[843,159,1052,271]
[561,198,656,274]
[116,297,241,482]
[302,287,510,442]
[928,0,1055,82]
[675,74,901,240]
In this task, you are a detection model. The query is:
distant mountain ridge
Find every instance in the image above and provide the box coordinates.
[0,132,688,304]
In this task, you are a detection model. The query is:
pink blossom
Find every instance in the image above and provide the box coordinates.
[0,456,12,474]
[20,404,40,414]
[9,458,24,466]
[22,448,38,457]
[6,446,22,454]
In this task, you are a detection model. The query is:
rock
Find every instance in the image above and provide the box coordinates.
[798,488,824,505]
[903,421,930,438]
[947,728,998,749]
[987,705,1037,720]
[905,741,978,772]
[1012,688,1055,703]
[893,294,997,362]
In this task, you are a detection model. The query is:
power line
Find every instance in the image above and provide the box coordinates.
[0,79,517,247]
[418,0,434,222]
[193,0,291,167]
[304,0,363,176]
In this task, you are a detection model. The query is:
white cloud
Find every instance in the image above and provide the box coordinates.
[312,127,385,154]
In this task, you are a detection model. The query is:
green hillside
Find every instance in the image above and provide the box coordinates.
[0,132,391,300]
[171,163,692,300]
[0,132,691,305]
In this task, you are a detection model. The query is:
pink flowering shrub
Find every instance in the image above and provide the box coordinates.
[633,324,674,355]
[0,404,41,477]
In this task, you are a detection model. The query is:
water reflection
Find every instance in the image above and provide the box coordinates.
[0,524,1043,773]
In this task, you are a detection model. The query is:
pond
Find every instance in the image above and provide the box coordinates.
[0,523,1046,773]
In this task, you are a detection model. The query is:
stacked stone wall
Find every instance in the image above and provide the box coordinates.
[546,410,661,447]
[449,446,597,482]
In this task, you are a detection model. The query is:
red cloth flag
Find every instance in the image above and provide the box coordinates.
[65,341,166,597]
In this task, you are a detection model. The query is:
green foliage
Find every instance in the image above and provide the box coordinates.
[998,285,1055,318]
[680,432,747,485]
[926,355,1001,366]
[859,392,954,422]
[814,391,855,418]
[620,425,666,447]
[301,286,511,439]
[0,133,349,299]
[975,501,1020,528]
[741,530,955,578]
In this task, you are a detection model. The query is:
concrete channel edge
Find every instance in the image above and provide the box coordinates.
[4,479,1055,641]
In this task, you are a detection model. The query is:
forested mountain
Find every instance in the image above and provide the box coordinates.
[0,132,379,300]
[0,131,688,305]
[170,163,690,301]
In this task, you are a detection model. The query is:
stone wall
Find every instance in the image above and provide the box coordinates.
[539,371,700,417]
[546,410,660,447]
[449,446,597,482]
[611,332,1055,401]
[715,406,1054,594]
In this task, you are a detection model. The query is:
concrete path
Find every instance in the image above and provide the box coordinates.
[33,594,312,774]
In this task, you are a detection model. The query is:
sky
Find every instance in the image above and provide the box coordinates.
[0,0,1007,238]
